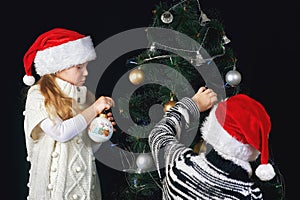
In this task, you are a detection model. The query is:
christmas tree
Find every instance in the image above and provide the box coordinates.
[96,0,245,199]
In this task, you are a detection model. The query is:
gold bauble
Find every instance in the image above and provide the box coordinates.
[129,68,144,85]
[163,100,176,112]
[193,139,206,154]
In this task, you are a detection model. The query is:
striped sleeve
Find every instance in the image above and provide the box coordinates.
[149,97,200,179]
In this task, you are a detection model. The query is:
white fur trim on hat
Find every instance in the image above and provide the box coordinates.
[201,105,262,175]
[34,36,96,76]
[201,105,260,162]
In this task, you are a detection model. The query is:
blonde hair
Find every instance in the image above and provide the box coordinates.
[37,74,76,120]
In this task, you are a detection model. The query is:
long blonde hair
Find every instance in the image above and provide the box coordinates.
[37,74,75,120]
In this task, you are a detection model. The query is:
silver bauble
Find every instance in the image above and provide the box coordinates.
[136,153,153,172]
[225,70,242,86]
[161,11,173,24]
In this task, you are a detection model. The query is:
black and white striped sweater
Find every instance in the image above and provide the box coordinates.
[149,97,264,200]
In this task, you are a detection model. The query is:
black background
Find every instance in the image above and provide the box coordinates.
[5,0,298,199]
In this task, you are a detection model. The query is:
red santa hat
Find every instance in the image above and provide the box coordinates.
[201,93,276,181]
[23,28,96,86]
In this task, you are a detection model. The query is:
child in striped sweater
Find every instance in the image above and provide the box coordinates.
[149,87,282,199]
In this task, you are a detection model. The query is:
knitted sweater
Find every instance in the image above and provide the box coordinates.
[149,97,264,200]
[23,78,101,200]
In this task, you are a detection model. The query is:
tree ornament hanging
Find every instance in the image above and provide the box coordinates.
[190,51,205,66]
[200,12,211,26]
[225,68,242,86]
[222,34,231,45]
[88,113,114,143]
[129,67,145,85]
[136,153,154,172]
[163,92,176,112]
[161,11,173,24]
[149,42,156,53]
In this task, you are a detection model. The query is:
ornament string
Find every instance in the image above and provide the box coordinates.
[147,171,163,190]
[119,145,136,172]
[168,0,187,12]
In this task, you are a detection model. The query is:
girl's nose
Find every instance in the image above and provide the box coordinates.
[83,66,88,76]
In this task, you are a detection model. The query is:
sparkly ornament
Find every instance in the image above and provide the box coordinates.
[149,42,156,53]
[129,67,144,85]
[200,12,211,26]
[163,92,176,112]
[88,113,113,143]
[161,11,173,24]
[136,153,154,172]
[225,69,242,86]
[222,34,231,44]
[190,51,205,66]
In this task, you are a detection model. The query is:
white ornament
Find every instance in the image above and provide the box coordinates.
[136,153,154,172]
[222,35,231,45]
[200,12,211,26]
[225,70,242,86]
[191,52,205,66]
[161,11,173,24]
[149,42,156,53]
[88,115,113,143]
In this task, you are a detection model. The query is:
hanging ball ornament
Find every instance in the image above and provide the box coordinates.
[164,100,176,112]
[129,67,145,85]
[88,113,114,143]
[163,94,176,112]
[136,153,154,172]
[225,69,242,86]
[161,11,173,24]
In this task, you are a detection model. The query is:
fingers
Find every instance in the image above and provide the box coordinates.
[205,89,218,105]
[210,93,218,104]
[192,86,218,112]
[198,86,206,93]
[99,96,115,107]
[106,112,117,132]
[94,96,116,115]
[106,112,113,117]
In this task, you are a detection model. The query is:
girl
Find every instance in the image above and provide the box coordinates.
[22,28,115,200]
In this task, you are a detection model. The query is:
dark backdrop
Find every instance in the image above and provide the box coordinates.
[5,0,298,199]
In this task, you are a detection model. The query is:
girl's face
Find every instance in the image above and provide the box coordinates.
[55,62,88,86]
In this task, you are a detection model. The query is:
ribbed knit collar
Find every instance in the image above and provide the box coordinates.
[55,77,87,105]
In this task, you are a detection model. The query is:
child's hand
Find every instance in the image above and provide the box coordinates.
[93,96,115,114]
[192,86,217,112]
[106,112,117,132]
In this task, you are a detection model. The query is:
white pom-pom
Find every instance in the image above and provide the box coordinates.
[255,163,276,181]
[23,75,35,86]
